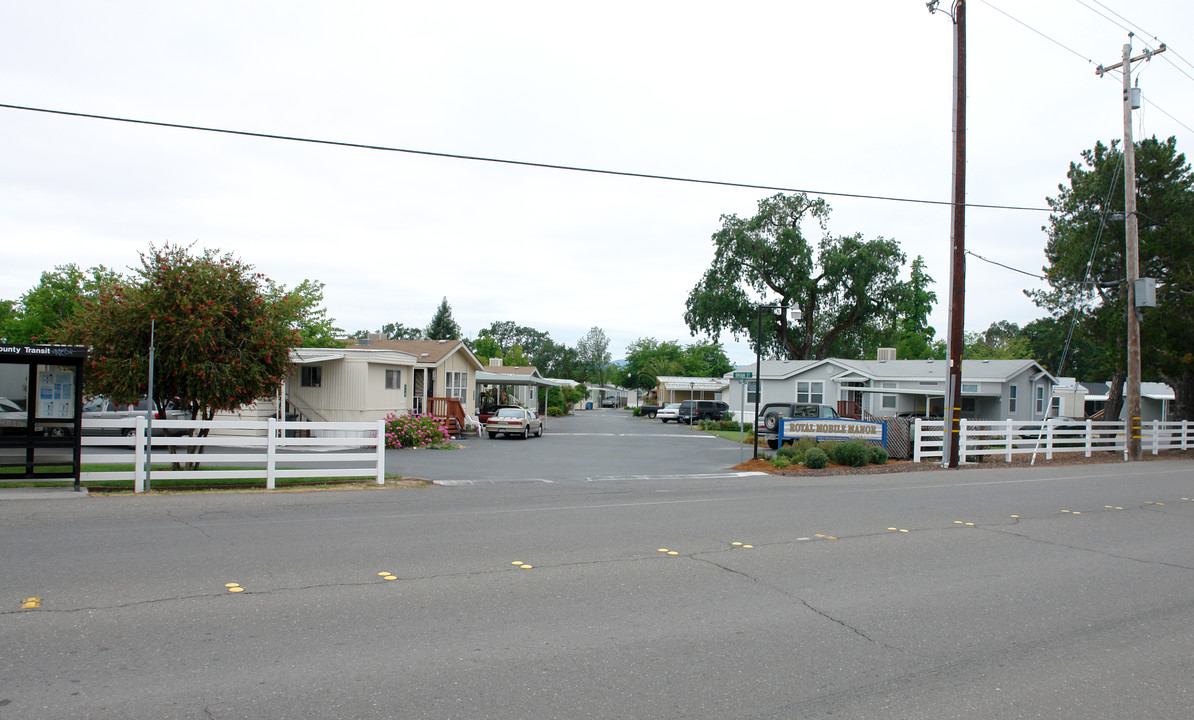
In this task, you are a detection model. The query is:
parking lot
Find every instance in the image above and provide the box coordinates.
[390,407,759,485]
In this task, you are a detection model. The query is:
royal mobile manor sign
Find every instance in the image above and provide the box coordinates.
[779,417,887,449]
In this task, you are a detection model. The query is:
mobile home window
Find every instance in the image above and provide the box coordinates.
[300,366,322,388]
[746,380,758,404]
[796,381,823,404]
[446,371,468,408]
[1008,385,1017,413]
[1050,396,1061,415]
[962,383,979,394]
[1035,385,1045,414]
[385,369,401,390]
[881,382,897,410]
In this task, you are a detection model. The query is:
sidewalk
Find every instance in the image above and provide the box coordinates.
[0,487,89,499]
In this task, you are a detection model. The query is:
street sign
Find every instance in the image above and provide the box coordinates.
[732,371,753,379]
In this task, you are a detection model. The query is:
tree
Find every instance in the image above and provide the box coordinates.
[1029,136,1194,419]
[685,193,916,360]
[2,264,120,344]
[425,297,462,341]
[275,279,345,348]
[963,321,1031,360]
[53,244,301,427]
[576,326,611,386]
[381,322,424,340]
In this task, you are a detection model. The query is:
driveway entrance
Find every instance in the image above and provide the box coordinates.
[388,409,755,484]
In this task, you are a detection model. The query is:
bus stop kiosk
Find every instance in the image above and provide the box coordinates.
[0,344,87,490]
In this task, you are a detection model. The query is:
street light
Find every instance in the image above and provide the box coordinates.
[753,304,801,459]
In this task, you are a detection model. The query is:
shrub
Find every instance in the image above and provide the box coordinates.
[867,445,889,465]
[831,440,871,467]
[383,412,454,449]
[545,407,566,417]
[776,444,800,461]
[804,447,829,469]
[771,455,792,469]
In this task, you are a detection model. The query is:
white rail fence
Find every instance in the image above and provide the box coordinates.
[913,418,1194,463]
[81,416,387,493]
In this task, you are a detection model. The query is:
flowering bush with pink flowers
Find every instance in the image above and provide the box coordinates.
[383,412,454,449]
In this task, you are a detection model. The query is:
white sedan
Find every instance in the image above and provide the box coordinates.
[656,403,682,423]
[486,407,544,439]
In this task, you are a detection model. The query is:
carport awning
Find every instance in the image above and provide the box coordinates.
[476,371,558,388]
[660,379,729,392]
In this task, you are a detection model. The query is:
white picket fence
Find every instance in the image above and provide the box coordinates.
[82,416,387,493]
[913,418,1194,463]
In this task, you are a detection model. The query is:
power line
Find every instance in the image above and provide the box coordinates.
[980,0,1100,67]
[0,102,1055,214]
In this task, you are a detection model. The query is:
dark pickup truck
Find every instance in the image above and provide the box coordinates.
[638,405,661,418]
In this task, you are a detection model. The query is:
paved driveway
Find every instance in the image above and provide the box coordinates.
[389,408,759,484]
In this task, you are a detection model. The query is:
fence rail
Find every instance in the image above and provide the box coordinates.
[913,418,1193,463]
[80,417,387,492]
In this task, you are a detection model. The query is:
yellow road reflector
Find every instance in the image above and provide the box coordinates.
[657,549,669,553]
[965,522,975,526]
[228,587,244,593]
[384,575,398,581]
[1156,503,1165,506]
[224,583,240,588]
[21,597,40,609]
[814,534,825,538]
[1062,510,1071,514]
[378,571,392,576]
[1116,507,1124,510]
[520,564,533,569]
[743,545,754,549]
[888,527,898,531]
[954,521,963,525]
[511,561,524,565]
[1011,515,1020,518]
[899,529,909,533]
[1105,505,1114,509]
[1073,511,1081,515]
[667,551,679,556]
[826,537,838,541]
[731,542,743,546]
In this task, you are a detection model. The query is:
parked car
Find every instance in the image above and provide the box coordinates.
[601,396,618,408]
[1017,417,1088,441]
[656,403,682,423]
[676,400,729,424]
[82,397,187,437]
[756,402,841,449]
[486,406,544,439]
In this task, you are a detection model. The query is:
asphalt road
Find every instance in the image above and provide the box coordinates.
[2,411,1193,719]
[389,408,758,484]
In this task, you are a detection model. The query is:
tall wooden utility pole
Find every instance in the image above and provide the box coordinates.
[934,0,967,468]
[1097,40,1165,461]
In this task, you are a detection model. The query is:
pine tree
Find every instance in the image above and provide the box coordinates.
[425,297,462,340]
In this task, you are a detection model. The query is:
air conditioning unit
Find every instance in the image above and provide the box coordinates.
[877,348,897,361]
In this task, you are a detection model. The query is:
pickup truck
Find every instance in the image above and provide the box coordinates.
[637,405,661,418]
[756,402,841,449]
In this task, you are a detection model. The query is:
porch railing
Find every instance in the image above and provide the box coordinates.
[429,397,468,436]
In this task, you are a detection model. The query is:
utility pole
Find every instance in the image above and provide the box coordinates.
[931,0,966,468]
[1097,40,1165,462]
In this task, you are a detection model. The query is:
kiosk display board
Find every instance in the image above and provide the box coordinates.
[0,344,87,488]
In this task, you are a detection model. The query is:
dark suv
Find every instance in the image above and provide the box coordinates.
[676,400,729,424]
[755,403,840,449]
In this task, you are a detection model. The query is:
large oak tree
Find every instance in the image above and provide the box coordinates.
[684,193,926,360]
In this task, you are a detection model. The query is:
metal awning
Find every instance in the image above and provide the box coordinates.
[476,371,558,388]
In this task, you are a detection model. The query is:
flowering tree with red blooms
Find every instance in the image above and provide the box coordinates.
[55,243,302,425]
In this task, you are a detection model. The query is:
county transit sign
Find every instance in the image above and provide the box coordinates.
[779,418,887,449]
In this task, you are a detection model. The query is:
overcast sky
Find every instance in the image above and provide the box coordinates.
[3,1,1192,366]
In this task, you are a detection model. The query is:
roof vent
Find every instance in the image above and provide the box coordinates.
[926,358,934,363]
[438,339,448,344]
[877,348,897,361]
[420,353,430,358]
